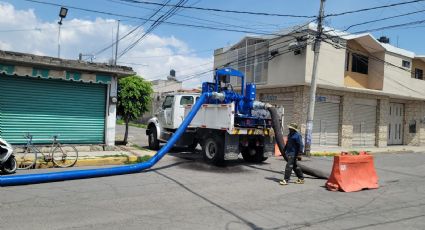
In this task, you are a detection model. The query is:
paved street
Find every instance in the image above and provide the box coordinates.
[1,151,425,230]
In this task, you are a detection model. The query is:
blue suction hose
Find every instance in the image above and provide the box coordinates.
[0,93,211,186]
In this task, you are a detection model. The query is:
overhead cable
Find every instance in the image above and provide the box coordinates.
[344,8,425,31]
[21,0,279,36]
[326,0,425,17]
[117,0,316,18]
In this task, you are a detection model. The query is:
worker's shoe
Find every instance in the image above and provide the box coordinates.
[279,179,288,186]
[295,179,305,184]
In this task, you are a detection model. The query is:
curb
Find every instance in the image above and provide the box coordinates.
[75,155,140,167]
[306,150,422,157]
[18,155,149,169]
[274,151,408,157]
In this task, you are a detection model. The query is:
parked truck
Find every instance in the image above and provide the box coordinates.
[146,68,276,165]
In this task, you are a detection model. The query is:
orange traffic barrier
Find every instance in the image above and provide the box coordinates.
[274,136,287,156]
[326,151,379,192]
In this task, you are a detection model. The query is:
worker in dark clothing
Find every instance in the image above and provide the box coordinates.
[280,123,305,185]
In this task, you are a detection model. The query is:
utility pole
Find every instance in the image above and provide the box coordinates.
[304,0,325,156]
[57,7,68,58]
[114,20,120,66]
[58,23,61,58]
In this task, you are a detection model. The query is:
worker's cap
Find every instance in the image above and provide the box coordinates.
[287,123,299,131]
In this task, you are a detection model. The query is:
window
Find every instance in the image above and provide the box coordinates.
[345,52,350,71]
[402,60,411,68]
[414,68,423,80]
[180,96,194,105]
[351,53,369,74]
[227,40,269,85]
[162,96,174,109]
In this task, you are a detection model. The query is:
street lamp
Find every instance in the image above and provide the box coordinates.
[57,7,68,58]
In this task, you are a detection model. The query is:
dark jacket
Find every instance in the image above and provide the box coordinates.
[284,131,304,156]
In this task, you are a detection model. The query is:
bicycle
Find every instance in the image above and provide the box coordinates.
[16,134,79,169]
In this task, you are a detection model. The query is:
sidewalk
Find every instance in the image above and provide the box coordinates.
[27,143,424,169]
[75,145,157,167]
[310,145,425,156]
[29,145,157,169]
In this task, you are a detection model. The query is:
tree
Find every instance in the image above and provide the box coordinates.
[117,75,153,144]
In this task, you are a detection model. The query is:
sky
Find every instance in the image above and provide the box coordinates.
[1,0,425,88]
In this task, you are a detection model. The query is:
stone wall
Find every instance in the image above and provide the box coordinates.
[377,99,389,147]
[257,85,424,147]
[404,101,425,146]
[340,95,354,148]
[293,86,309,135]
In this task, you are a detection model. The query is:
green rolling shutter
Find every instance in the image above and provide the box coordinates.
[0,75,106,144]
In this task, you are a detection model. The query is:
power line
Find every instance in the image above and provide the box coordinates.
[107,0,275,35]
[118,0,189,58]
[325,0,425,17]
[125,48,214,59]
[344,8,425,31]
[322,38,414,75]
[136,22,311,82]
[350,19,425,34]
[317,38,424,97]
[153,45,304,92]
[106,20,311,65]
[322,18,425,42]
[83,1,294,58]
[342,47,422,95]
[117,0,316,18]
[0,20,118,33]
[20,0,279,36]
[151,39,303,91]
[92,0,176,58]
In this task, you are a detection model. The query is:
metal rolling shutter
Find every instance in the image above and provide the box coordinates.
[352,99,377,147]
[280,100,294,136]
[312,101,340,146]
[260,92,294,135]
[0,75,106,144]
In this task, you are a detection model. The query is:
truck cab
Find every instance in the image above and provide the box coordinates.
[147,93,200,150]
[158,93,200,129]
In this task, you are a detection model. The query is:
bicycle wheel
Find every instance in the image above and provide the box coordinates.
[52,145,78,168]
[16,147,37,169]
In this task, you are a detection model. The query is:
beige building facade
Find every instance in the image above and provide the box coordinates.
[214,23,425,147]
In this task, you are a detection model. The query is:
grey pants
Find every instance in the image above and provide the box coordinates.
[284,155,304,181]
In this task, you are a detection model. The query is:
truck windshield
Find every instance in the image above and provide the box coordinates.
[180,96,194,105]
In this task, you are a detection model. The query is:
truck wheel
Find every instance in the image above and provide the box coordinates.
[256,146,268,162]
[187,141,198,152]
[148,126,160,150]
[242,147,267,163]
[202,136,224,165]
[1,156,17,174]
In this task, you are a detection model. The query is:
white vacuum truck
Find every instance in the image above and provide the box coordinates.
[146,68,276,165]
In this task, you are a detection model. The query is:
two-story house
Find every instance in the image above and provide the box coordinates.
[213,23,425,148]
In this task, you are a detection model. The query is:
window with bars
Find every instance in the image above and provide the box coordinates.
[414,68,423,80]
[351,53,369,74]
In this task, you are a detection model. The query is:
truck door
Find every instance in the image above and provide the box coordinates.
[160,95,174,128]
[175,96,195,127]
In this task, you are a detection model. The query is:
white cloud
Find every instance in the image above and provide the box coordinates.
[0,2,213,89]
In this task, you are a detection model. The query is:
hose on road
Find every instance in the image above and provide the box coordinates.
[267,106,328,180]
[0,93,211,186]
